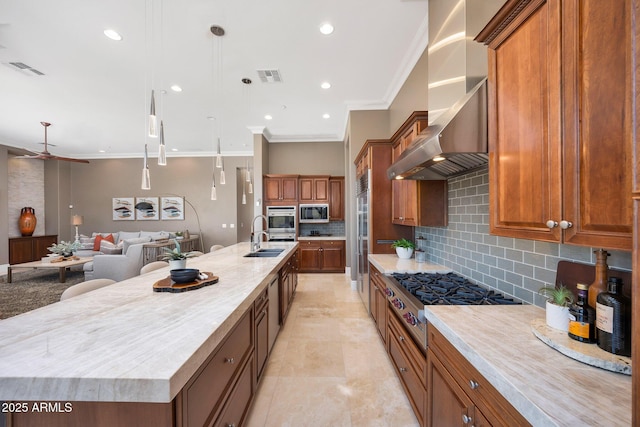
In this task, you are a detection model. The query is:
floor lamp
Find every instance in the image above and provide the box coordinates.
[72,215,83,243]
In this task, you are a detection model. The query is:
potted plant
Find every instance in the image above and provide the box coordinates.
[391,238,415,259]
[48,240,81,257]
[539,284,574,331]
[160,239,196,269]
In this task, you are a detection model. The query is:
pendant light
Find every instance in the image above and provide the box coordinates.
[158,120,167,165]
[141,144,151,190]
[241,176,247,205]
[149,90,158,138]
[210,171,217,200]
[211,25,225,173]
[219,157,226,185]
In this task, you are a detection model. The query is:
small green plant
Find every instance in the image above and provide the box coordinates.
[391,238,416,249]
[160,239,196,261]
[538,284,574,307]
[48,240,81,255]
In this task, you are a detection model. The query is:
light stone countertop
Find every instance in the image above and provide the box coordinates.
[368,253,452,274]
[425,305,632,426]
[0,242,298,403]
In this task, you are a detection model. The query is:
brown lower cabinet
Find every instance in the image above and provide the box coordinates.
[254,287,269,383]
[369,264,388,344]
[427,324,530,427]
[297,240,345,273]
[387,309,427,426]
[9,235,57,264]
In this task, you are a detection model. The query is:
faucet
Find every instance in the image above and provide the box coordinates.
[251,215,268,252]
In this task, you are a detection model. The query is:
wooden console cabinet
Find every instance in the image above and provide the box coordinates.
[9,235,57,264]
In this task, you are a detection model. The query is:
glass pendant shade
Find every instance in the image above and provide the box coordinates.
[141,144,151,190]
[248,180,253,194]
[149,90,158,138]
[210,181,217,200]
[158,121,167,165]
[242,192,247,205]
[219,169,226,185]
[216,138,223,168]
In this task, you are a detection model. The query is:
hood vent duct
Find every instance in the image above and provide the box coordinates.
[387,78,487,180]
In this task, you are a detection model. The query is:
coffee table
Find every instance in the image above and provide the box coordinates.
[7,257,94,283]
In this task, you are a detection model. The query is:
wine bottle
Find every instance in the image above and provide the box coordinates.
[595,277,631,356]
[568,283,596,343]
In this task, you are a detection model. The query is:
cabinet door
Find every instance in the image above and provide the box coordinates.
[281,177,298,202]
[255,301,269,381]
[264,177,282,202]
[298,243,321,272]
[561,0,632,250]
[486,0,563,242]
[34,236,57,259]
[329,177,344,221]
[427,349,475,427]
[320,241,345,272]
[299,178,314,202]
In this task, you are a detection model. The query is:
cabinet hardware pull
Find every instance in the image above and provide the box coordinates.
[227,424,236,427]
[559,220,573,229]
[224,357,235,364]
[546,220,558,229]
[462,414,472,424]
[398,335,405,341]
[262,310,267,315]
[399,367,407,372]
[469,380,479,389]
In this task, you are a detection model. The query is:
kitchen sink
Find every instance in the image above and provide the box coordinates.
[243,248,284,258]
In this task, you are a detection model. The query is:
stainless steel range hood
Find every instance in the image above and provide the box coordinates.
[387,78,487,180]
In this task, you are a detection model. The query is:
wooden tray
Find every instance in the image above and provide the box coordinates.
[531,318,631,375]
[153,272,219,293]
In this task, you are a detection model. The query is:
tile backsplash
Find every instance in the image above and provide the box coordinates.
[299,221,345,237]
[416,167,632,307]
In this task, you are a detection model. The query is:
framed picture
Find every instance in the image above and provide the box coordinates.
[135,197,159,220]
[161,196,185,220]
[112,197,134,221]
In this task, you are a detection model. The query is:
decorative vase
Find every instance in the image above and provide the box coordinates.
[19,207,37,237]
[395,247,414,259]
[545,300,570,331]
[169,259,187,270]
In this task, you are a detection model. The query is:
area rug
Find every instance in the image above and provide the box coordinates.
[0,268,85,319]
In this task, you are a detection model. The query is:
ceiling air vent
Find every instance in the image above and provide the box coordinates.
[257,69,282,83]
[3,61,45,76]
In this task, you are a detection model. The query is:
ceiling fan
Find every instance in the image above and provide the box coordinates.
[15,122,90,163]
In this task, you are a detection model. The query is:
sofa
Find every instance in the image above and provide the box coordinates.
[80,231,177,282]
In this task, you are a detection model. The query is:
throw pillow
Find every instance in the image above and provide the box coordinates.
[80,236,95,251]
[93,233,114,251]
[122,236,152,254]
[117,231,141,243]
[100,240,123,255]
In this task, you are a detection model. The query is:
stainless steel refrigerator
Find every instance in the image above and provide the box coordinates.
[356,170,370,313]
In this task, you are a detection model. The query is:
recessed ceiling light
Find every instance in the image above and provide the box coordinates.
[321,82,331,89]
[264,115,273,120]
[319,23,334,35]
[171,148,179,152]
[170,85,182,92]
[322,113,330,119]
[98,149,106,153]
[103,29,122,41]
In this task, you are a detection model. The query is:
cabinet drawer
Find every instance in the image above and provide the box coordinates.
[428,325,530,427]
[388,318,426,424]
[213,354,254,427]
[183,309,253,427]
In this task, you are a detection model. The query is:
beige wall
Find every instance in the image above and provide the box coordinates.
[389,48,429,133]
[54,156,253,251]
[267,141,345,175]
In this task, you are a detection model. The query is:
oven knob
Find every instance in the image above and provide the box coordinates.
[403,312,417,326]
[392,298,405,310]
[385,288,394,297]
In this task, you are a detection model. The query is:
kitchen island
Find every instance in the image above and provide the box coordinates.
[0,242,298,426]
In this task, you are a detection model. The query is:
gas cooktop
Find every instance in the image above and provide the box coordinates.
[391,272,520,306]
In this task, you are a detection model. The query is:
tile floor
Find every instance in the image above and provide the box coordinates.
[246,273,420,427]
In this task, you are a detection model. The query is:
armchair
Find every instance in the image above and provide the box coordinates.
[83,242,147,282]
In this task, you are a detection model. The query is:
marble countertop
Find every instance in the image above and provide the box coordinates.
[368,253,451,274]
[425,305,632,426]
[0,242,298,403]
[297,235,346,241]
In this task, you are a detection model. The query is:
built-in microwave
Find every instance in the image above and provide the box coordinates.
[299,204,329,223]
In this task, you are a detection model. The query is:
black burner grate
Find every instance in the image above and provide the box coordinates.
[391,272,520,306]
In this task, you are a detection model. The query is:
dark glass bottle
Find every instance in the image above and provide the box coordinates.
[568,283,596,343]
[595,277,631,356]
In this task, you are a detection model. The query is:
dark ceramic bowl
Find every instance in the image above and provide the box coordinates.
[170,268,199,284]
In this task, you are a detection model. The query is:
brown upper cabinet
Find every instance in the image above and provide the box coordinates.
[477,0,632,251]
[264,174,299,204]
[298,176,330,203]
[329,177,345,221]
[391,112,448,227]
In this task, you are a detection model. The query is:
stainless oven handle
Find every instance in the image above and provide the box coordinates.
[417,309,426,324]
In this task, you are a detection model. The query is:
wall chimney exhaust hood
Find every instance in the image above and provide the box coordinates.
[387,78,487,180]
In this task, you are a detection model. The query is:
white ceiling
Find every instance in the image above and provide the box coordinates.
[0,0,429,160]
